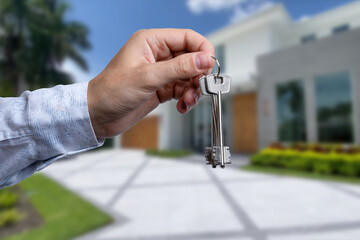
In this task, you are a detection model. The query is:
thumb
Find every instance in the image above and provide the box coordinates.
[145,52,213,88]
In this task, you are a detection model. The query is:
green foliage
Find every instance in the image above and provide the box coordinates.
[251,144,360,178]
[0,188,22,227]
[146,149,193,158]
[0,190,19,209]
[0,0,90,96]
[4,174,112,240]
[0,209,23,227]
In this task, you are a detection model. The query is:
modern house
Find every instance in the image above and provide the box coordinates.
[118,0,360,153]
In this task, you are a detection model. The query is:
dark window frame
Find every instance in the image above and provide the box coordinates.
[332,24,350,35]
[301,34,316,44]
[314,71,353,143]
[276,80,307,143]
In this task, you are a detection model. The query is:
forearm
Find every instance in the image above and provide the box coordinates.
[0,82,103,188]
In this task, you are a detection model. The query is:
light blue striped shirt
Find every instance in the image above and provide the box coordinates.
[0,82,103,188]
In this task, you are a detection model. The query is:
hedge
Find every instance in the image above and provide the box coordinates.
[251,143,360,177]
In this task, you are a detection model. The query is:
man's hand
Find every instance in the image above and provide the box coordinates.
[87,28,215,138]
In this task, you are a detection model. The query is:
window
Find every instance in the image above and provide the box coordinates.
[315,72,353,142]
[333,24,349,35]
[214,45,225,73]
[191,101,211,151]
[276,80,306,142]
[301,34,316,44]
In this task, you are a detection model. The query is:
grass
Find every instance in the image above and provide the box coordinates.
[242,165,360,185]
[4,174,113,240]
[146,149,193,158]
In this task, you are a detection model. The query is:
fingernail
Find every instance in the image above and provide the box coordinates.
[195,53,210,70]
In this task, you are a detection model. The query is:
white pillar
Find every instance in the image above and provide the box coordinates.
[113,135,122,149]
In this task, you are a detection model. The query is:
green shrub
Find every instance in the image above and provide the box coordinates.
[338,155,360,177]
[313,155,332,175]
[285,152,314,171]
[0,209,23,227]
[251,148,283,167]
[251,145,360,178]
[0,190,19,209]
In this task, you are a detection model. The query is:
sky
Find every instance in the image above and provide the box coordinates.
[63,0,358,82]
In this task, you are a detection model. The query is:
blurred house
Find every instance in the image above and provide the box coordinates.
[117,0,360,153]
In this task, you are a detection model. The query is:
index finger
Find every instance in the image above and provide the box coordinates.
[143,28,215,60]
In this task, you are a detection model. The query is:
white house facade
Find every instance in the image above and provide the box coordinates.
[116,0,360,152]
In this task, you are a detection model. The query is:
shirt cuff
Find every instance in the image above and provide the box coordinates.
[29,82,104,170]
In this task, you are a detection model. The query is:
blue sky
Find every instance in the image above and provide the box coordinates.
[64,0,357,82]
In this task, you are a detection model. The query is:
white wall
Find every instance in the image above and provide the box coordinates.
[223,25,276,84]
[281,0,360,48]
[208,0,360,86]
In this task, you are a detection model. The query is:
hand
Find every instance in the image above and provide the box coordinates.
[87,29,215,138]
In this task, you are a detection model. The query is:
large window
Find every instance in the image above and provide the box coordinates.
[315,71,353,142]
[333,24,349,35]
[301,34,316,44]
[276,80,306,142]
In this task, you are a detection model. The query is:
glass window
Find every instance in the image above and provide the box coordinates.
[191,101,211,151]
[214,45,225,73]
[301,34,316,44]
[276,80,306,142]
[315,71,353,142]
[333,24,349,35]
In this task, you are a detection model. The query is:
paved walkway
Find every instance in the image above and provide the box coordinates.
[43,150,360,240]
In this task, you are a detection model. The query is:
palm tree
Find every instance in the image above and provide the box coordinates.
[0,0,90,96]
[0,0,28,96]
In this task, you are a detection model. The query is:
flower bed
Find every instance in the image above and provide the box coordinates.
[251,143,360,177]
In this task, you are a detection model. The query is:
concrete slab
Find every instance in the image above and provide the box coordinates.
[97,184,243,238]
[61,169,135,189]
[42,150,360,240]
[211,167,279,182]
[269,228,360,240]
[225,178,360,229]
[133,162,210,185]
[79,189,118,206]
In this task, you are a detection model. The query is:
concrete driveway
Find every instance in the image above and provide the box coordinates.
[42,149,360,240]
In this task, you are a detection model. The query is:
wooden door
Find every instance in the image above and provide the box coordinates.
[233,93,258,153]
[122,116,159,149]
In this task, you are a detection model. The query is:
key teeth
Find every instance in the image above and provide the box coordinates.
[204,146,231,166]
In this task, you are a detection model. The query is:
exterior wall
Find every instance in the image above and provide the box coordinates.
[158,101,186,150]
[257,27,360,149]
[281,0,360,48]
[224,26,276,81]
[119,1,360,151]
[207,4,291,90]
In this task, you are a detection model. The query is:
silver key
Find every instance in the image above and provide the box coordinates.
[199,57,231,168]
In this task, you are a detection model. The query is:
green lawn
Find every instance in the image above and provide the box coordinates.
[242,165,360,185]
[4,174,113,240]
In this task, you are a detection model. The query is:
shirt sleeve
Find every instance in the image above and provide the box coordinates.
[0,82,104,188]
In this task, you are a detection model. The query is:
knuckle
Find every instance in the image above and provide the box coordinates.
[185,28,195,35]
[174,56,193,76]
[139,65,157,90]
[133,29,147,38]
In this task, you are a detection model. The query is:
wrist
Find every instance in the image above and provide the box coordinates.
[87,79,104,138]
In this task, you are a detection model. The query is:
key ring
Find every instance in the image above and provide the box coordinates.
[211,56,221,78]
